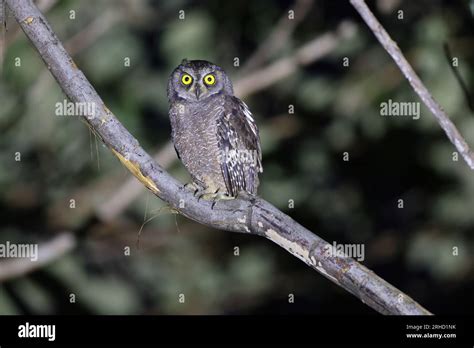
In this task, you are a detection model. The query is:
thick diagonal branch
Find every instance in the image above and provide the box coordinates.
[6,0,431,315]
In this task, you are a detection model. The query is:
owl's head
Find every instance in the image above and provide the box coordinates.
[167,59,234,102]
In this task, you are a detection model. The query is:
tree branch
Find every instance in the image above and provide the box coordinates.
[0,0,5,73]
[6,0,431,315]
[350,0,474,170]
[235,21,357,96]
[240,0,314,74]
[0,233,76,282]
[97,23,355,221]
[443,42,474,113]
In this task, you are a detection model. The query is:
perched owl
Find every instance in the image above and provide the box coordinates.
[167,59,263,199]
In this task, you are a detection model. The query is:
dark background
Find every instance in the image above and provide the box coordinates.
[0,0,473,315]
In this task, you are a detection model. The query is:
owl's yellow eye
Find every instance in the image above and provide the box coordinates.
[181,74,193,85]
[203,74,216,85]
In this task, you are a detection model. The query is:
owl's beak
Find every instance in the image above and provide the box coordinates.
[194,86,201,100]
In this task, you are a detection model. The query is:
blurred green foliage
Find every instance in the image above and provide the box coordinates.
[0,0,473,314]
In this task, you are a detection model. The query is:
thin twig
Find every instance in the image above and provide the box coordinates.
[443,42,474,113]
[0,0,5,74]
[6,0,431,315]
[350,0,474,170]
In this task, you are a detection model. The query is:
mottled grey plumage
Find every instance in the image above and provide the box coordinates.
[167,59,262,197]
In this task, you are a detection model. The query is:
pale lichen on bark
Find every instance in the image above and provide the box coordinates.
[4,0,433,315]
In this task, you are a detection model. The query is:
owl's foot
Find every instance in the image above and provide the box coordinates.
[183,182,201,196]
[195,187,235,209]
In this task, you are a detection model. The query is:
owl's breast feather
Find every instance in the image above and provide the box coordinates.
[169,98,226,189]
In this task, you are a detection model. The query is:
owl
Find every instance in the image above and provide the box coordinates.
[167,59,263,200]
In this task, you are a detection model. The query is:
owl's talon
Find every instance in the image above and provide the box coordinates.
[194,188,235,207]
[183,182,202,197]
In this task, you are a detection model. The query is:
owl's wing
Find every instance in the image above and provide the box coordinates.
[217,96,263,196]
